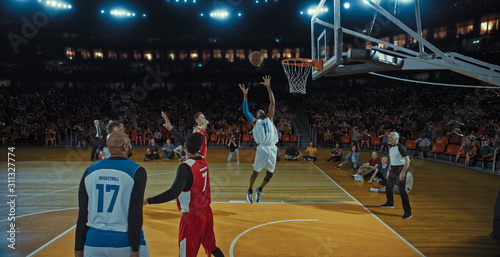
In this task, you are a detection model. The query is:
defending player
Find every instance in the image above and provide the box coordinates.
[239,75,278,203]
[75,132,149,257]
[144,133,224,257]
[161,111,209,157]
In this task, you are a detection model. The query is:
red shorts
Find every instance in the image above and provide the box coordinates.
[178,206,217,257]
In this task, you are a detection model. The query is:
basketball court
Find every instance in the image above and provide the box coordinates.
[1,148,499,256]
[2,155,422,257]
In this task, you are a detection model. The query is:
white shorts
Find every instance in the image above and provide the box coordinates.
[253,145,277,173]
[84,245,150,257]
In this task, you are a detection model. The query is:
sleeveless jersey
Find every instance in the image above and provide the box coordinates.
[85,158,141,232]
[177,156,211,213]
[253,117,279,146]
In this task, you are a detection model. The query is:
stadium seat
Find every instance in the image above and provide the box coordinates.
[131,132,137,146]
[290,134,298,143]
[282,134,290,145]
[435,136,449,146]
[476,156,494,168]
[341,135,351,148]
[242,134,250,146]
[429,143,445,159]
[209,134,218,146]
[370,136,381,150]
[405,140,417,154]
[443,144,460,162]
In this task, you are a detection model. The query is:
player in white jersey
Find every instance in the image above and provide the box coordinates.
[239,75,278,203]
[75,132,149,257]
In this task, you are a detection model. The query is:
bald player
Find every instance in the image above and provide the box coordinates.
[75,132,149,257]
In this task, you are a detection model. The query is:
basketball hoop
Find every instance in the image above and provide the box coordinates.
[282,58,323,94]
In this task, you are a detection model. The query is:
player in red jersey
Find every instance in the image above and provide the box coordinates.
[144,133,224,257]
[162,111,209,157]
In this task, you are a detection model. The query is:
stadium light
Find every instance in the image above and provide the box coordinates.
[210,10,229,20]
[40,0,73,10]
[306,7,328,16]
[109,8,137,18]
[344,2,350,9]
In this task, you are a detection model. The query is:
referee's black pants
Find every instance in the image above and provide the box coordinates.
[386,165,411,215]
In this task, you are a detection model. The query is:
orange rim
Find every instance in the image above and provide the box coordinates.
[282,58,323,71]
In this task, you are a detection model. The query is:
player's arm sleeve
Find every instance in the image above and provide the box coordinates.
[171,128,186,146]
[128,167,147,252]
[243,100,255,122]
[146,164,191,204]
[398,143,409,158]
[75,169,89,251]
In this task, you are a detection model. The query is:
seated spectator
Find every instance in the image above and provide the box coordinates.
[447,128,462,145]
[335,145,360,171]
[326,143,342,162]
[227,136,240,163]
[303,142,317,161]
[414,134,431,158]
[360,129,371,150]
[285,143,300,161]
[472,138,494,169]
[173,142,187,161]
[161,139,175,161]
[144,138,161,161]
[154,129,162,144]
[455,136,476,166]
[353,151,381,181]
[367,157,389,185]
[323,129,332,148]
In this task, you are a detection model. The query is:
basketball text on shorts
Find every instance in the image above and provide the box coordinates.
[6,147,17,250]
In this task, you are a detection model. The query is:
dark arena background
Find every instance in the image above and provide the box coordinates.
[0,0,500,256]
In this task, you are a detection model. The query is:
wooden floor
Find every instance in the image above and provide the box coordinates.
[0,147,499,256]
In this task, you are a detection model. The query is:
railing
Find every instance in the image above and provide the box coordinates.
[493,147,500,173]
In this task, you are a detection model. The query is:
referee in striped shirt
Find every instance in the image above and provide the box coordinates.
[380,132,412,219]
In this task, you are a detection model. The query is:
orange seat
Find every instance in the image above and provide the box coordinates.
[242,134,250,142]
[282,134,290,143]
[405,140,417,155]
[131,132,137,144]
[341,135,351,148]
[443,144,460,161]
[405,140,416,150]
[429,143,445,158]
[371,136,381,146]
[209,134,218,142]
[290,134,298,143]
[435,136,449,146]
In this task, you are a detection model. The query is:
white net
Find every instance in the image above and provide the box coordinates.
[282,59,313,94]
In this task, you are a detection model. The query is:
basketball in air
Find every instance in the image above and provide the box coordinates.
[249,51,264,66]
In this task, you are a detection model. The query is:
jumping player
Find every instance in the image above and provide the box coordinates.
[75,132,149,257]
[239,75,278,203]
[144,133,224,257]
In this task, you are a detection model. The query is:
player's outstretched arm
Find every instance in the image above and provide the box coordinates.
[240,84,255,122]
[261,75,275,120]
[161,111,173,131]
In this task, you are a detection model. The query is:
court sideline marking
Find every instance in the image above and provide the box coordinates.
[311,163,425,257]
[229,219,319,257]
[26,225,76,257]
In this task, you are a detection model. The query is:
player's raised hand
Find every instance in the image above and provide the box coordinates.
[239,84,249,95]
[260,75,271,87]
[161,111,173,130]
